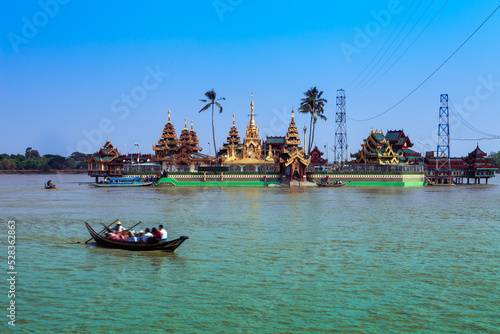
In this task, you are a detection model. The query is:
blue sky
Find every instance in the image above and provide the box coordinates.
[1,0,499,158]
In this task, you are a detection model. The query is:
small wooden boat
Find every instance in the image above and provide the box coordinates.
[318,181,349,187]
[85,222,188,251]
[93,177,154,187]
[45,181,56,189]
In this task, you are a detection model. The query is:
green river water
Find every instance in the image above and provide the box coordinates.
[1,174,499,333]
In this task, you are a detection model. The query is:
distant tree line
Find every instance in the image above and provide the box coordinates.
[0,147,91,171]
[488,151,500,165]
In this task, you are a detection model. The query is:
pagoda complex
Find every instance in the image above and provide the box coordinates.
[277,109,310,181]
[152,111,212,171]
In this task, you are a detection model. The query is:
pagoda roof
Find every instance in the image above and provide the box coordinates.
[266,136,286,144]
[468,145,487,158]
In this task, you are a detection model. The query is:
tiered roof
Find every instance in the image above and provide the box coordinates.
[351,130,404,165]
[153,110,178,157]
[87,141,121,163]
[465,145,499,170]
[278,109,310,168]
[178,119,201,152]
[221,114,244,160]
[310,146,327,165]
[285,109,301,147]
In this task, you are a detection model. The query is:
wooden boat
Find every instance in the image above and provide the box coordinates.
[318,181,349,187]
[45,182,56,189]
[93,177,154,187]
[84,222,188,251]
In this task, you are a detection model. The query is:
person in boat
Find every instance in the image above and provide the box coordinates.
[137,230,144,241]
[126,231,139,242]
[152,227,162,240]
[120,230,129,240]
[158,225,168,241]
[142,228,153,242]
[107,230,120,241]
[46,180,53,187]
[112,221,125,232]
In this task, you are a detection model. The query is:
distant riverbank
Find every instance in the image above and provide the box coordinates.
[0,169,86,174]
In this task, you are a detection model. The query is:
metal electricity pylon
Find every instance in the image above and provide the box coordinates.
[436,94,451,184]
[334,89,347,166]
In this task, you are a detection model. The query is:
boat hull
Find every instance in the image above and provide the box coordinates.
[93,182,154,187]
[85,222,188,251]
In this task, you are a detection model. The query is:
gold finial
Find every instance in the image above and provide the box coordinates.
[190,120,194,131]
[232,114,235,126]
[250,94,255,127]
[291,108,295,121]
[184,118,187,130]
[168,109,171,123]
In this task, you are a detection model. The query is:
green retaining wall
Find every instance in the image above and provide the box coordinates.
[157,177,280,187]
[307,174,426,187]
[156,173,427,187]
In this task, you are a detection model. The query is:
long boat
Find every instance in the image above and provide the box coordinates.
[93,177,154,187]
[84,222,188,251]
[318,181,350,188]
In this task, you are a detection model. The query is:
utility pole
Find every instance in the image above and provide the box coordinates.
[436,94,451,184]
[335,89,347,166]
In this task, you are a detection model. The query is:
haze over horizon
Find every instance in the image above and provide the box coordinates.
[2,0,500,159]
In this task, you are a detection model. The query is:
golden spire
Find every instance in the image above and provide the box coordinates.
[291,108,295,121]
[232,114,235,126]
[190,120,194,131]
[184,118,187,130]
[168,109,171,123]
[250,93,255,128]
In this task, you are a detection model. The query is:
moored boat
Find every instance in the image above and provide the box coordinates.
[84,222,188,251]
[318,181,349,187]
[93,177,154,187]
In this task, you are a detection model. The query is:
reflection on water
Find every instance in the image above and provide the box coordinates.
[1,174,499,333]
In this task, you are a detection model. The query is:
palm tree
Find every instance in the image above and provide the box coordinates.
[199,89,225,157]
[298,87,327,155]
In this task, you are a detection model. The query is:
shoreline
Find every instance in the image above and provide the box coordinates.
[0,170,87,175]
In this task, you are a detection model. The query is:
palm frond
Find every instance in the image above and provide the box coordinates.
[199,103,211,113]
[215,101,223,113]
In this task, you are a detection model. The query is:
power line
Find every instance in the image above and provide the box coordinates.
[352,0,448,97]
[349,4,500,122]
[351,0,430,95]
[349,0,423,92]
[450,102,500,138]
[452,137,500,141]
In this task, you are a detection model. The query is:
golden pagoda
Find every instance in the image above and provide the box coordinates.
[221,114,243,162]
[242,95,262,160]
[153,109,178,159]
[278,109,310,181]
[350,129,404,165]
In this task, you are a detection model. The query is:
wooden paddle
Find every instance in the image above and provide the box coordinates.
[85,219,119,244]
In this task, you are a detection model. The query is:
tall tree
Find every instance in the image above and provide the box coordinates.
[298,87,327,154]
[199,89,225,157]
